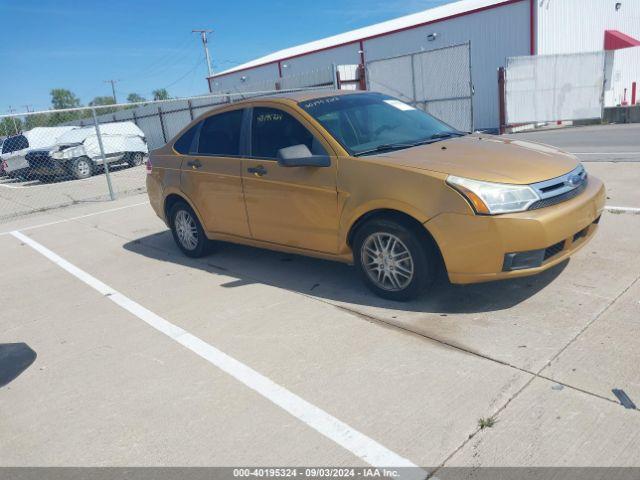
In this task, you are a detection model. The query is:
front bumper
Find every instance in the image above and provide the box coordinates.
[426,176,606,284]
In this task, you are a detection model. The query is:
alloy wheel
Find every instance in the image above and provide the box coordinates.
[361,232,414,291]
[77,159,91,177]
[175,210,199,251]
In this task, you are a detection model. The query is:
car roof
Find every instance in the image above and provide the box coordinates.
[231,89,368,105]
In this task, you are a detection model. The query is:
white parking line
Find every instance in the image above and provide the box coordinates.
[606,206,640,214]
[0,201,150,236]
[10,230,420,470]
[571,152,640,155]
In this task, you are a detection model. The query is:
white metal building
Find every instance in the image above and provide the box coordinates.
[209,0,640,129]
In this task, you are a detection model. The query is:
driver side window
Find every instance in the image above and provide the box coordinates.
[250,107,326,159]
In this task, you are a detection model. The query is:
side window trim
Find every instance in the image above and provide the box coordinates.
[239,107,252,158]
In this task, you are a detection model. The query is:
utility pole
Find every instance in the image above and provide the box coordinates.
[192,29,214,78]
[104,79,120,103]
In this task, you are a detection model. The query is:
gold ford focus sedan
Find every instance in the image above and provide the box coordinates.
[146,91,605,301]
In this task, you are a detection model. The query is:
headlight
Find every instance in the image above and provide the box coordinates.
[446,175,540,215]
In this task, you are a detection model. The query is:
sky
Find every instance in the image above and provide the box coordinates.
[0,0,453,113]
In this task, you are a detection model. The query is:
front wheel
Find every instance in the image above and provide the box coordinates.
[353,219,435,301]
[127,152,144,167]
[169,201,210,258]
[70,157,93,180]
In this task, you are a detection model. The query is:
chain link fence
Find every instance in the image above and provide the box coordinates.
[0,87,330,224]
[365,43,474,132]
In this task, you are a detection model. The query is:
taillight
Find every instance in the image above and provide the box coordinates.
[145,156,153,174]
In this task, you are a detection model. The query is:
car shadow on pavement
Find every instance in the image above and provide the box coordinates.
[0,343,37,388]
[123,231,567,314]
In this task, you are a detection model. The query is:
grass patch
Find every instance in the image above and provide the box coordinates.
[478,417,495,429]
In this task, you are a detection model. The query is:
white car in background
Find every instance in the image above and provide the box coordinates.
[27,121,148,181]
[0,126,77,179]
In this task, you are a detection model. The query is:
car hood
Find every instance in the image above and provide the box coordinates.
[369,134,579,184]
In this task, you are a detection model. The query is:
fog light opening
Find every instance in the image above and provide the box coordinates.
[503,249,545,272]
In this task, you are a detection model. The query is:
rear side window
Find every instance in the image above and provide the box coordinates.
[173,124,198,154]
[197,109,244,156]
[2,135,29,154]
[250,107,326,159]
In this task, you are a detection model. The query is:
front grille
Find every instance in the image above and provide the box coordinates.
[529,181,587,210]
[544,241,565,260]
[573,227,589,242]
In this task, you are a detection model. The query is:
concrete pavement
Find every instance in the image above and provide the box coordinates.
[1,194,639,467]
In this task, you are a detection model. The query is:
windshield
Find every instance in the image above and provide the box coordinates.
[300,93,460,156]
[2,134,29,154]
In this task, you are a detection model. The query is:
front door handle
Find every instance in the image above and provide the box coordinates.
[187,159,202,169]
[247,165,267,177]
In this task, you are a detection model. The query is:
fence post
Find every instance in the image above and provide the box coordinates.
[498,67,507,135]
[411,53,417,107]
[92,108,116,201]
[188,100,194,120]
[157,107,167,144]
[358,64,367,91]
[132,110,138,126]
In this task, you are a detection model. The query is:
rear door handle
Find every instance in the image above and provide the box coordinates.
[187,159,202,169]
[247,165,267,177]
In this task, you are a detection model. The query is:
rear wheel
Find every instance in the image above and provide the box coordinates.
[127,152,144,167]
[169,201,209,258]
[70,157,93,180]
[353,218,435,301]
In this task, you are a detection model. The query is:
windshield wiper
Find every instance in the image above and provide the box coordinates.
[354,132,467,156]
[428,131,466,140]
[354,143,417,157]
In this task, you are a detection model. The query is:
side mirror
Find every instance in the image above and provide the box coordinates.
[277,144,330,167]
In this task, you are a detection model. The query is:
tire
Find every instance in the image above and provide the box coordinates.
[70,157,93,180]
[127,152,144,167]
[353,218,435,301]
[169,201,210,258]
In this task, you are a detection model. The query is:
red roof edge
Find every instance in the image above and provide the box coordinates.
[604,30,640,51]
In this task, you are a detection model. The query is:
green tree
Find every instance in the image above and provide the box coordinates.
[127,93,146,103]
[24,113,52,130]
[152,89,170,101]
[1,117,23,137]
[50,88,82,125]
[51,88,81,110]
[89,96,117,115]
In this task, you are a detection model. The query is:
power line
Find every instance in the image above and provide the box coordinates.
[163,57,205,90]
[121,34,195,81]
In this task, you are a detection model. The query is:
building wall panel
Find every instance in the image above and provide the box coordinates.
[364,0,530,129]
[209,63,280,93]
[537,0,640,55]
[209,0,531,129]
